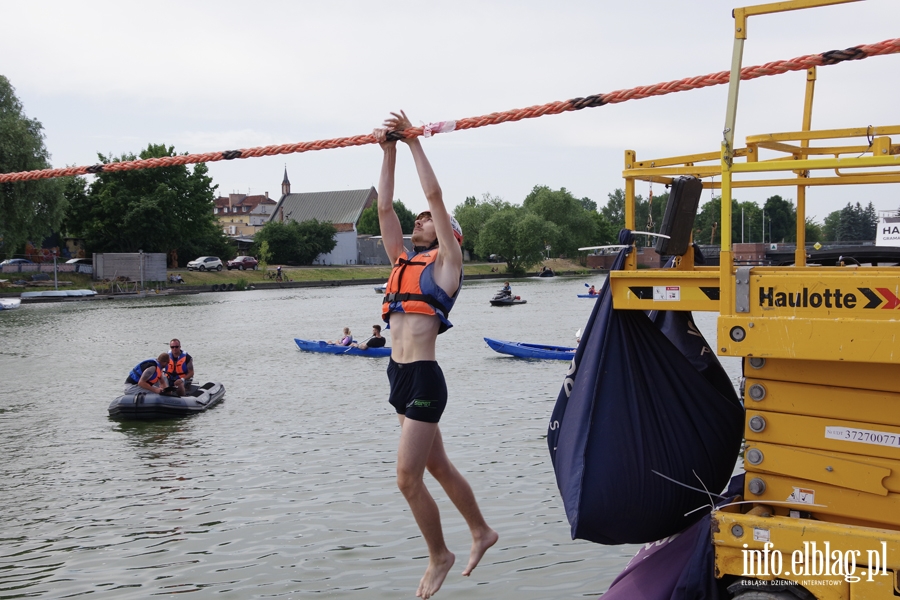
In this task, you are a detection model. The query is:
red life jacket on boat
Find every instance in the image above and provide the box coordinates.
[382,245,462,334]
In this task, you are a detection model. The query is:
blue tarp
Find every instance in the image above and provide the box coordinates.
[548,230,744,545]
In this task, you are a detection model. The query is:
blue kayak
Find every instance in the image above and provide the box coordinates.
[483,337,576,361]
[294,338,391,357]
[577,294,599,298]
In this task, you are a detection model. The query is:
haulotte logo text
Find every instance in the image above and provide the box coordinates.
[743,541,890,583]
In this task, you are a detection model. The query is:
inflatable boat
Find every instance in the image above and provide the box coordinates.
[108,381,226,419]
[294,338,391,357]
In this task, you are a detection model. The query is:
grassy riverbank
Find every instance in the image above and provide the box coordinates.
[167,258,590,286]
[1,258,594,293]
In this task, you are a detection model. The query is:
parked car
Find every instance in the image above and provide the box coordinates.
[186,256,223,272]
[65,258,93,266]
[0,258,34,266]
[227,256,259,270]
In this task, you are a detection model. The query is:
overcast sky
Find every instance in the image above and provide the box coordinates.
[2,0,898,226]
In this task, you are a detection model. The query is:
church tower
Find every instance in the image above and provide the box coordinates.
[281,167,291,196]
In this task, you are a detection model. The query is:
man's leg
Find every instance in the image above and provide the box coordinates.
[425,426,498,576]
[397,415,455,599]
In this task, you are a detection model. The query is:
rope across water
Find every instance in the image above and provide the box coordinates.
[2,37,898,184]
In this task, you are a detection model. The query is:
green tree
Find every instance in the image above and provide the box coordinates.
[295,219,337,264]
[64,144,230,263]
[0,75,67,257]
[356,199,416,235]
[694,196,725,246]
[822,210,841,241]
[60,176,89,239]
[805,216,823,243]
[599,188,661,243]
[579,196,597,212]
[252,221,298,263]
[453,193,510,258]
[587,210,617,248]
[763,195,796,243]
[695,197,787,246]
[522,185,600,258]
[863,201,878,240]
[601,189,626,229]
[838,202,866,241]
[252,219,336,264]
[257,239,272,272]
[475,206,558,274]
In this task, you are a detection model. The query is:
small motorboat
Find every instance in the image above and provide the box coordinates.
[489,290,527,307]
[108,381,225,419]
[537,267,555,278]
[0,298,21,310]
[484,337,575,360]
[294,338,391,357]
[374,283,387,293]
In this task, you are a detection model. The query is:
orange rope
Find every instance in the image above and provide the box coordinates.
[2,38,898,184]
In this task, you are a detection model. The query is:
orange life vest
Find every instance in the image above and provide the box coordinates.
[126,359,162,385]
[166,351,191,379]
[382,245,462,334]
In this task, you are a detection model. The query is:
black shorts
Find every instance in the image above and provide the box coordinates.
[386,359,448,423]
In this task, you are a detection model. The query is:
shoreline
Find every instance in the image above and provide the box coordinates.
[3,268,606,303]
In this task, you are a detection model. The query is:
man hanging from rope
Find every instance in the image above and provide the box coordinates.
[374,110,498,599]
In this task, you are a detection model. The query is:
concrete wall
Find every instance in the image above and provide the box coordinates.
[95,253,167,282]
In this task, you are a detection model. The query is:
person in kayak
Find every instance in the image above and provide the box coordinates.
[351,324,386,350]
[374,110,498,599]
[328,327,353,346]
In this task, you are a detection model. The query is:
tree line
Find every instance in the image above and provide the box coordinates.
[453,188,615,274]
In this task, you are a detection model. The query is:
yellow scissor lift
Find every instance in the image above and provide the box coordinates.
[612,1,900,597]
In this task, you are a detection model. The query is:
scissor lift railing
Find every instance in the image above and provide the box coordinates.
[609,1,900,597]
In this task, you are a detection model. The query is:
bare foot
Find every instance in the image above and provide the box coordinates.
[462,528,499,576]
[417,551,455,599]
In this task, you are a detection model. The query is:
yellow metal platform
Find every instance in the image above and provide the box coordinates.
[606,1,900,596]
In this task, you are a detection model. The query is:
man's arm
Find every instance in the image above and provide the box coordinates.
[375,125,404,265]
[405,139,462,291]
[139,367,163,393]
[184,359,194,381]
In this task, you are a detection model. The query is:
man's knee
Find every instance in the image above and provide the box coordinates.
[396,465,425,497]
[426,457,454,481]
[396,473,417,497]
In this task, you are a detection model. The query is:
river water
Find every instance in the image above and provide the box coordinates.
[0,275,741,599]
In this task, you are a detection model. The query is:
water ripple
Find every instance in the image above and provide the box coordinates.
[0,277,739,598]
